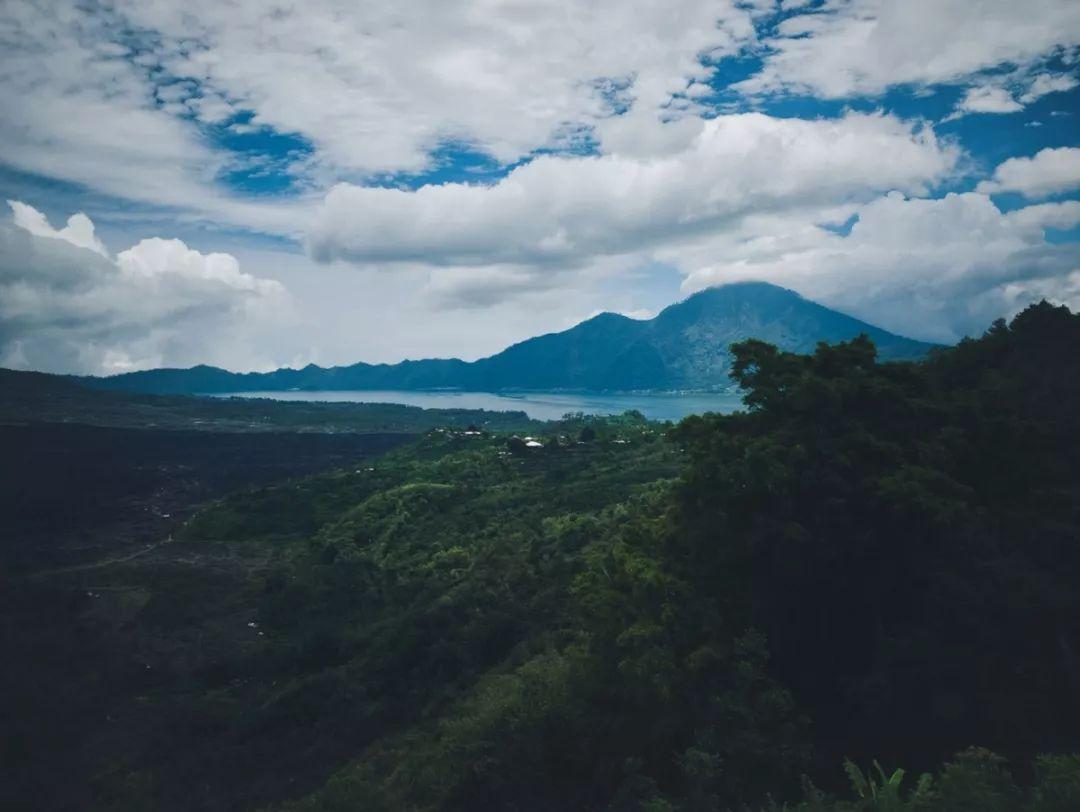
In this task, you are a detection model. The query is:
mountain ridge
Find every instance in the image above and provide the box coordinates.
[80,282,940,395]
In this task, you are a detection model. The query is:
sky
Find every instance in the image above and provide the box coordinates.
[1,0,1079,375]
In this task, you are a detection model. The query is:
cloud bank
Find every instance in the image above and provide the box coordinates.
[309,111,958,291]
[0,202,291,374]
[977,147,1080,198]
[305,107,1080,343]
[681,192,1080,342]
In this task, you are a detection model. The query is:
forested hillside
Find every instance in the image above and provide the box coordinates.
[263,301,1080,811]
[7,302,1079,811]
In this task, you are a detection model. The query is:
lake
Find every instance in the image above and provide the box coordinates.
[214,389,746,422]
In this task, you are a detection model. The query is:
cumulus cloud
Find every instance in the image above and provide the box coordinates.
[952,85,1024,116]
[736,0,1080,99]
[0,202,291,374]
[680,191,1080,342]
[944,71,1079,120]
[977,147,1080,198]
[8,201,109,257]
[116,238,280,295]
[1019,72,1080,103]
[1004,200,1080,230]
[309,111,959,275]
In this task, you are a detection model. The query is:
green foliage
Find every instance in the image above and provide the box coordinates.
[840,759,932,811]
[199,425,696,809]
[270,301,1080,810]
[1032,754,1080,811]
[748,750,1080,812]
[669,302,1080,772]
[933,748,1022,812]
[17,300,1079,811]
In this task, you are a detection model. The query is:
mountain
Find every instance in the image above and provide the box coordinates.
[82,282,939,394]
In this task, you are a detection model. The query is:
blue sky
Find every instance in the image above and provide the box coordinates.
[1,0,1079,374]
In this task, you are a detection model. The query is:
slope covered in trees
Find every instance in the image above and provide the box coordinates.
[7,303,1079,811]
[272,301,1080,810]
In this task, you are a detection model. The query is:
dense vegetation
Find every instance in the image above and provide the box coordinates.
[5,302,1079,810]
[0,376,541,811]
[260,302,1078,811]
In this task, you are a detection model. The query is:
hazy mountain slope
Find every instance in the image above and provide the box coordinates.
[82,283,939,394]
[643,282,937,387]
[464,311,653,389]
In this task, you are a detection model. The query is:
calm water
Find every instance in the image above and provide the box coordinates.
[215,389,745,422]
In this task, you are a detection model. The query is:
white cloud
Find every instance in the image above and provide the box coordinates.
[737,0,1080,99]
[116,238,281,295]
[0,1,317,235]
[1,0,1074,242]
[309,111,959,283]
[680,191,1080,342]
[223,245,672,368]
[0,0,777,233]
[0,202,291,374]
[108,0,761,176]
[1004,200,1080,230]
[977,147,1080,198]
[1020,72,1080,103]
[7,201,109,257]
[953,85,1024,116]
[945,70,1079,120]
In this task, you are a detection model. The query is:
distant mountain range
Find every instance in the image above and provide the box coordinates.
[81,282,939,394]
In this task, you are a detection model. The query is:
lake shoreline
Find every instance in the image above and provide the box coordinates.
[209,389,746,422]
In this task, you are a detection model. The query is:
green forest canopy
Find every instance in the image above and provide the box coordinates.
[91,302,1080,811]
